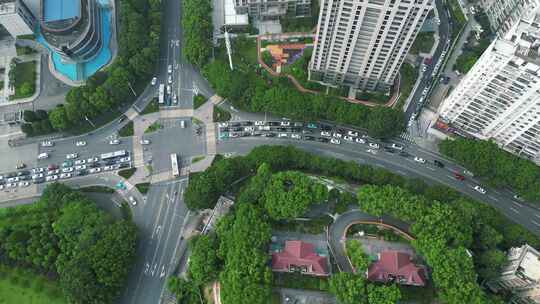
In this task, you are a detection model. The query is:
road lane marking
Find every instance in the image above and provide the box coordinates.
[513,201,523,208]
[533,220,540,227]
[535,214,540,218]
[489,196,499,202]
[510,207,520,214]
[426,167,435,171]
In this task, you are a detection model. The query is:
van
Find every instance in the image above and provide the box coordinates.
[38,153,49,160]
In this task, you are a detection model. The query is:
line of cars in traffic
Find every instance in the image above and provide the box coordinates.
[218,120,493,194]
[0,150,133,190]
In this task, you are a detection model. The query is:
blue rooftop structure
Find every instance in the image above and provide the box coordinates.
[43,0,80,22]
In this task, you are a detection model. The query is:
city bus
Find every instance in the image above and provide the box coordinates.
[171,153,179,177]
[101,150,128,160]
[158,84,165,104]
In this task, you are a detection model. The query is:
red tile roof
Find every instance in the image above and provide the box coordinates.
[271,241,328,276]
[367,251,426,286]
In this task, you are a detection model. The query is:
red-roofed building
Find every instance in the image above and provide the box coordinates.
[271,240,329,276]
[367,251,427,286]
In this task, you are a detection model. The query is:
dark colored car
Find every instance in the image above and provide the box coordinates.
[241,121,253,126]
[304,136,315,141]
[48,164,58,171]
[384,146,395,153]
[320,124,332,131]
[293,122,303,127]
[317,137,329,143]
[433,160,445,168]
[268,121,280,126]
[399,151,410,157]
[230,122,241,127]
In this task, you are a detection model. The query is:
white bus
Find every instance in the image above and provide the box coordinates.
[101,150,128,160]
[171,153,179,177]
[158,84,165,104]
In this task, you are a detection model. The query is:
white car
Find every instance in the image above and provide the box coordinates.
[167,85,171,95]
[47,169,60,176]
[104,165,114,171]
[414,157,426,164]
[89,168,102,174]
[32,173,44,179]
[321,131,331,137]
[347,131,359,137]
[168,65,172,74]
[45,175,58,181]
[244,126,255,132]
[474,185,487,194]
[291,134,301,139]
[7,177,19,183]
[168,75,172,84]
[74,159,86,165]
[119,156,131,163]
[278,133,288,138]
[391,143,404,150]
[66,153,78,159]
[368,143,380,149]
[343,136,354,142]
[366,149,377,155]
[151,77,157,86]
[463,170,474,177]
[280,121,290,127]
[62,167,74,173]
[172,94,178,104]
[18,181,30,187]
[38,153,49,160]
[87,157,99,163]
[129,196,137,206]
[41,141,54,147]
[330,138,341,145]
[140,139,151,145]
[0,185,4,190]
[75,165,87,170]
[6,183,17,188]
[218,122,228,128]
[109,139,120,145]
[75,141,87,147]
[32,168,44,174]
[59,173,72,179]
[254,121,265,126]
[333,133,343,138]
[355,138,366,144]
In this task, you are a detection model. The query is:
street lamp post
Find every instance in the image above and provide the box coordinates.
[85,115,95,127]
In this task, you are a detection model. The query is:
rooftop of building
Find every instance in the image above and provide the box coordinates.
[43,0,81,22]
[511,244,540,281]
[271,240,329,276]
[40,0,91,49]
[367,250,427,286]
[0,1,16,15]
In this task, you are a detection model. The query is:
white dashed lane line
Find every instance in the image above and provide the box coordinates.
[533,220,540,227]
[510,207,520,214]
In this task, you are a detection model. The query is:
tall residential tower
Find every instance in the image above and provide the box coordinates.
[479,0,540,38]
[308,0,432,92]
[438,14,540,165]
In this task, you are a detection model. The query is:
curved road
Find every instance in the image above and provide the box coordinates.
[329,210,411,273]
[217,137,540,237]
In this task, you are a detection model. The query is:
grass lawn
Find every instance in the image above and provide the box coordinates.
[272,272,329,291]
[213,106,231,122]
[118,121,134,137]
[410,32,435,54]
[0,266,67,304]
[281,48,325,91]
[394,63,419,109]
[356,90,390,104]
[144,121,162,134]
[135,182,151,194]
[193,94,206,109]
[16,46,36,56]
[448,0,466,38]
[118,168,136,179]
[271,215,333,235]
[400,284,437,304]
[80,186,115,193]
[141,99,159,115]
[9,60,36,100]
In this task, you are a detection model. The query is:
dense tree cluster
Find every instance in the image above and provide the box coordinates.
[181,0,212,67]
[439,138,540,203]
[356,184,532,303]
[0,183,137,303]
[203,59,405,139]
[47,0,161,131]
[346,240,370,272]
[261,171,328,219]
[187,234,220,285]
[20,110,53,136]
[329,273,401,304]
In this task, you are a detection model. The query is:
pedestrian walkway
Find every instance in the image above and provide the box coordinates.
[160,108,194,118]
[400,132,416,144]
[125,108,139,120]
[190,155,215,173]
[206,123,216,155]
[209,94,224,105]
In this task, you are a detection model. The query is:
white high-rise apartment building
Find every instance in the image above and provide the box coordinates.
[0,0,36,37]
[308,0,432,92]
[479,0,540,38]
[488,244,540,304]
[233,0,311,19]
[438,15,540,165]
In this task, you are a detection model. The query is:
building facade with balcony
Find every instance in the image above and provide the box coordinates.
[233,0,311,20]
[308,0,432,92]
[479,0,540,38]
[437,16,540,165]
[488,244,540,304]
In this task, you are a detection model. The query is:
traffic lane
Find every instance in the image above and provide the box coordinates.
[217,138,540,237]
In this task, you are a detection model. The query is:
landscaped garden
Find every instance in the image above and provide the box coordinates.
[9,60,36,100]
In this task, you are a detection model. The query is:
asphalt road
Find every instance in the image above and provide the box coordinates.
[404,0,451,121]
[120,178,190,304]
[217,136,540,237]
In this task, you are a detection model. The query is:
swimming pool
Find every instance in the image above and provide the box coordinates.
[36,8,112,82]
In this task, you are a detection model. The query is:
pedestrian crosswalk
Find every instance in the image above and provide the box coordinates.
[400,132,416,144]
